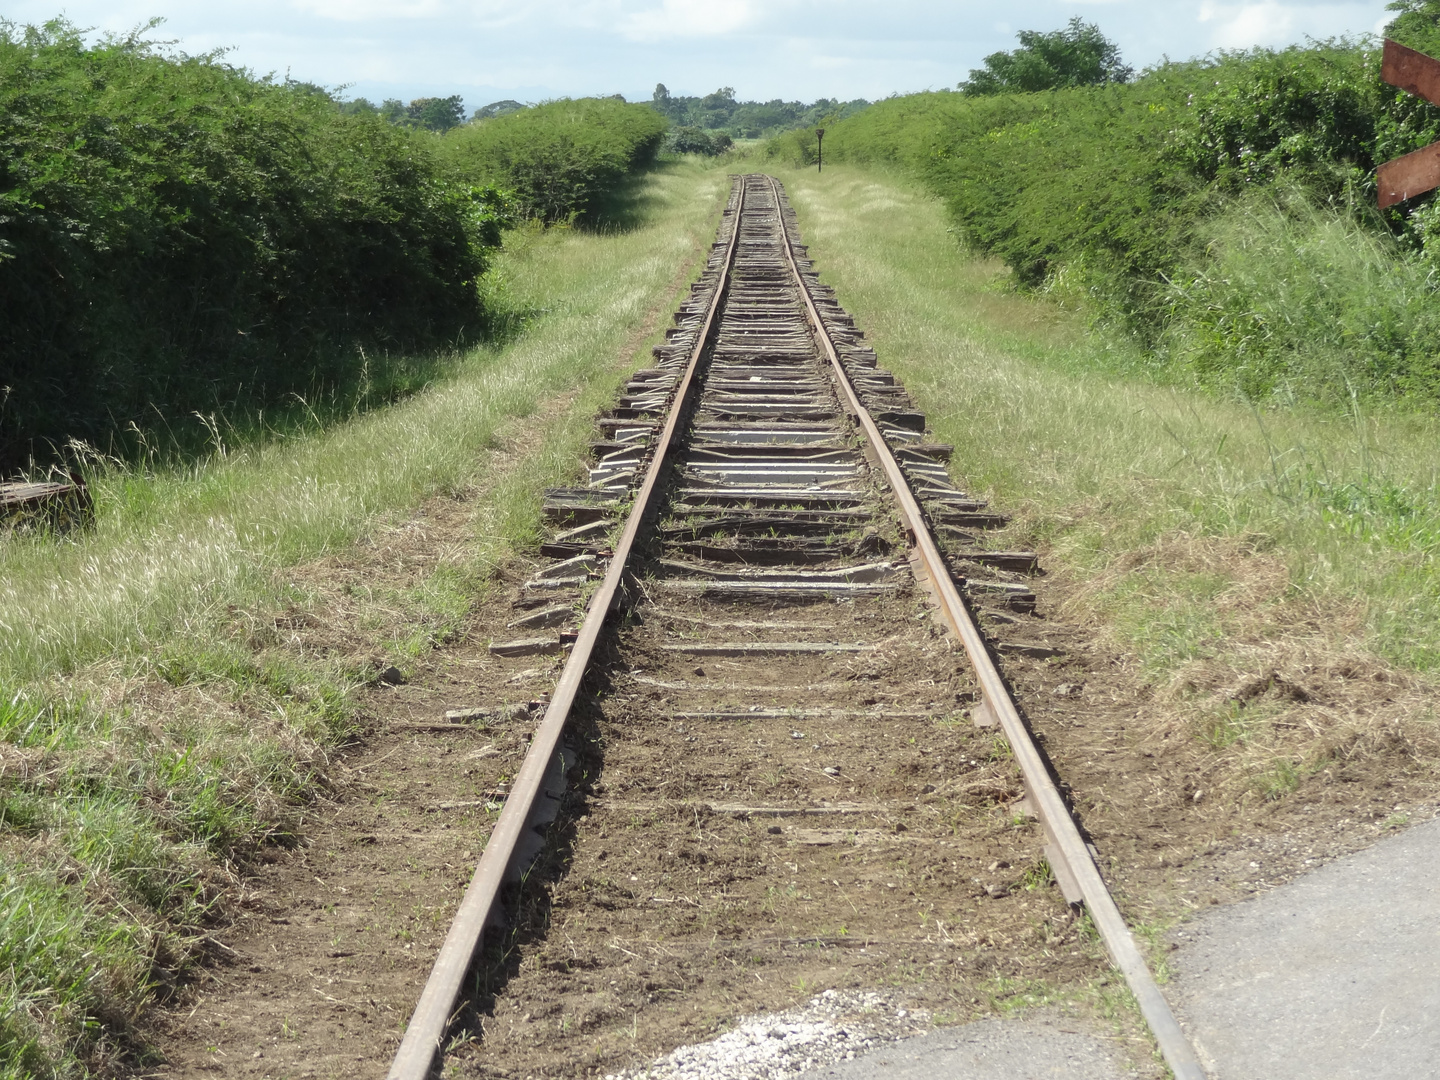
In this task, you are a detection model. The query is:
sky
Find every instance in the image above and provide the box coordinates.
[6,1,1396,112]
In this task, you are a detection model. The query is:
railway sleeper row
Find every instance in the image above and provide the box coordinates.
[395,175,1203,1080]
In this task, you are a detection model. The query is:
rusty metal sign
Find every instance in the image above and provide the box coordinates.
[1378,39,1440,208]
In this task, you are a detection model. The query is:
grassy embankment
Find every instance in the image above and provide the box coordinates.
[767,39,1440,409]
[0,159,729,1079]
[765,159,1439,803]
[759,28,1440,814]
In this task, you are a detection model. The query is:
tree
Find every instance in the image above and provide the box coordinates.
[1387,1,1440,57]
[961,18,1132,95]
[338,97,379,117]
[651,83,685,122]
[473,99,526,121]
[407,95,465,132]
[698,86,737,128]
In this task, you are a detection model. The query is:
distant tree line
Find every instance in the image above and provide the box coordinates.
[649,84,869,139]
[339,93,468,131]
[330,85,871,147]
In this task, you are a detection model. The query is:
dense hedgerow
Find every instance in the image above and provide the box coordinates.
[767,31,1440,405]
[441,98,667,222]
[0,20,514,472]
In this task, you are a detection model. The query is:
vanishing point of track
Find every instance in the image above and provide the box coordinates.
[388,176,1206,1080]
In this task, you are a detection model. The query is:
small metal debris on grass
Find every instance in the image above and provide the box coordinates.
[445,708,491,723]
[996,642,1063,660]
[443,703,536,724]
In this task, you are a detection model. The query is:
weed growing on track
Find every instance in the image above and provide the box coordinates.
[0,160,729,1076]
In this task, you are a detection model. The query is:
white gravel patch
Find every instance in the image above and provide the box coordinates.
[605,989,929,1080]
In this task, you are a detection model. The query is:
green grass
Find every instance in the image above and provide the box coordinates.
[1158,186,1440,402]
[763,162,1440,674]
[0,158,730,1076]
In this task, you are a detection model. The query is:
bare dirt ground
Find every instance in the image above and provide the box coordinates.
[1016,528,1440,926]
[147,444,573,1079]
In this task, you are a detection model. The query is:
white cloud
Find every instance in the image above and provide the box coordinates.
[621,0,761,41]
[289,0,448,20]
[1199,2,1299,48]
[1,0,1396,107]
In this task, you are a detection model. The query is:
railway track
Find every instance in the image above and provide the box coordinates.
[389,175,1205,1080]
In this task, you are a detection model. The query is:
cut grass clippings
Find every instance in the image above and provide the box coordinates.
[0,159,730,1078]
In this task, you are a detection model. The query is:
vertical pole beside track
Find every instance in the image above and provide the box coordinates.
[766,176,1208,1080]
[385,179,749,1080]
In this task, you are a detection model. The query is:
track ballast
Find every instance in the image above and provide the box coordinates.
[389,175,1204,1080]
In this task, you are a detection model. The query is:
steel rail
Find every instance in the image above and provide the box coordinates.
[766,176,1207,1080]
[386,181,749,1080]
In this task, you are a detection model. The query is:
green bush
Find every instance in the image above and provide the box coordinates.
[0,20,507,472]
[772,28,1440,405]
[961,17,1132,95]
[665,125,734,156]
[442,97,666,222]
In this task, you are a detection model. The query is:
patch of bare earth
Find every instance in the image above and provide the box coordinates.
[143,435,568,1077]
[988,527,1440,928]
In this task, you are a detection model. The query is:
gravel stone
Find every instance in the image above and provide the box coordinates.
[604,990,928,1080]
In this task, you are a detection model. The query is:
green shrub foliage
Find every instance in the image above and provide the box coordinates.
[961,17,1132,95]
[770,21,1440,405]
[665,125,734,156]
[0,20,507,470]
[443,98,667,222]
[650,84,868,139]
[1387,0,1440,58]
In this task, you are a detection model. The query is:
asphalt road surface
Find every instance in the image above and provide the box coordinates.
[797,814,1440,1079]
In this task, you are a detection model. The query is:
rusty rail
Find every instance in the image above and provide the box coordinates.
[766,175,1206,1080]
